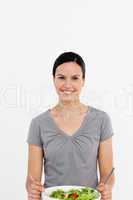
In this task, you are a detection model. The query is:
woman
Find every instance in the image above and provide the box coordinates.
[26,52,115,200]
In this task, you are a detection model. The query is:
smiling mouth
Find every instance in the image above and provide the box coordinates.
[60,90,75,94]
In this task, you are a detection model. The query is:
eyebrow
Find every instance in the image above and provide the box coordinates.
[56,74,81,77]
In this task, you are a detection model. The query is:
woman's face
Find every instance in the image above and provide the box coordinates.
[53,62,85,102]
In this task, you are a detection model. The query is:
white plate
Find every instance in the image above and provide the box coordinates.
[41,185,101,200]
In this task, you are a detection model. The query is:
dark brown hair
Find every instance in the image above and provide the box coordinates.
[52,51,86,79]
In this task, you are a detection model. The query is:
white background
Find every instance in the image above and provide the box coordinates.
[0,0,132,199]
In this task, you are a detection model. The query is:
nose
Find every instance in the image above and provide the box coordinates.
[63,79,72,88]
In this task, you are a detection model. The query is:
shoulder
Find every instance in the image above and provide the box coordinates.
[90,106,111,121]
[31,109,49,125]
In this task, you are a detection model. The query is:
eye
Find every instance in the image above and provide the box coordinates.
[72,77,78,80]
[58,76,65,79]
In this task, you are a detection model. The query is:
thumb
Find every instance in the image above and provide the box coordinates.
[29,174,45,191]
[28,174,35,184]
[29,174,35,181]
[96,182,105,192]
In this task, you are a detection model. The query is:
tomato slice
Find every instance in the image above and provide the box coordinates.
[72,192,78,199]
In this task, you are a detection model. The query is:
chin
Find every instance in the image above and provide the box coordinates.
[60,97,72,101]
[59,96,78,102]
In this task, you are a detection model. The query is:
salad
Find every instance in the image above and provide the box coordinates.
[49,187,100,200]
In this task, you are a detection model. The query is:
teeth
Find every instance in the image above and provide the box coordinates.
[62,90,74,94]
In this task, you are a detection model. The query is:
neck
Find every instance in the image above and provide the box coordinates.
[56,100,83,112]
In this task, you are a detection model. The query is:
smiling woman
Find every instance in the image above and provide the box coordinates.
[26,52,115,200]
[52,52,85,105]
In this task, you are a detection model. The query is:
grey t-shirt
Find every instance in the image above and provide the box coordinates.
[26,106,114,189]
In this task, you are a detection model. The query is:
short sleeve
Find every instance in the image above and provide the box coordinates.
[26,118,43,148]
[100,112,114,141]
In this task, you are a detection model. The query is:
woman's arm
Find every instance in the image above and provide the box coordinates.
[25,144,44,191]
[98,137,115,188]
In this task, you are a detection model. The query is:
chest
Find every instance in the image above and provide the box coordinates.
[51,114,87,136]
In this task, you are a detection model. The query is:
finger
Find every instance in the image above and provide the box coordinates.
[28,193,41,198]
[97,186,105,192]
[28,193,41,200]
[30,184,44,192]
[28,197,41,200]
[102,198,111,200]
[29,174,34,181]
[98,182,104,186]
[97,184,104,189]
[103,190,112,195]
[96,182,105,191]
[34,184,45,192]
[33,181,43,187]
[28,189,41,195]
[28,193,41,197]
[29,175,42,186]
[102,193,112,199]
[28,194,41,199]
[102,194,112,200]
[28,198,41,200]
[102,190,111,195]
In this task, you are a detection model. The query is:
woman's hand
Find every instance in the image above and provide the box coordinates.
[96,182,112,200]
[27,175,45,200]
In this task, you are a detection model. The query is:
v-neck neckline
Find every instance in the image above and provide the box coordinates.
[47,105,92,138]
